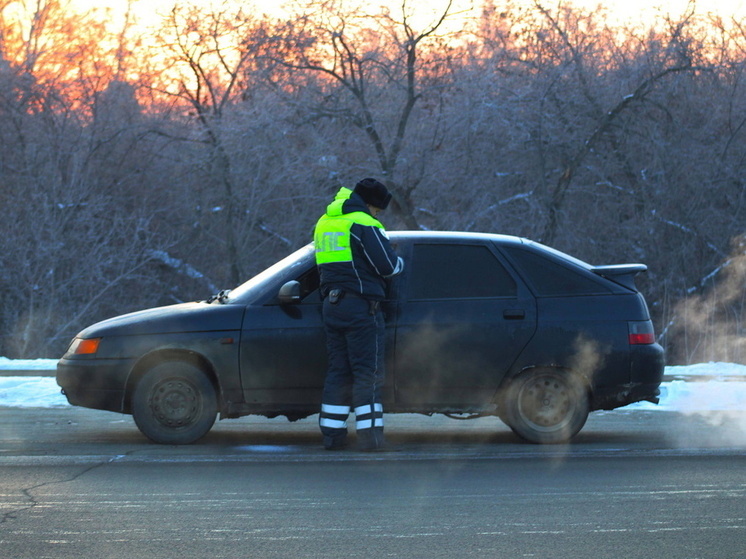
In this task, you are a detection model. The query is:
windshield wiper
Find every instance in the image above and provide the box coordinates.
[206,289,232,304]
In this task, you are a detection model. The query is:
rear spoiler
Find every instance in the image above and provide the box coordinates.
[591,264,647,290]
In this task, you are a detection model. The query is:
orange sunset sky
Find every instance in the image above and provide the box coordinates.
[73,0,746,29]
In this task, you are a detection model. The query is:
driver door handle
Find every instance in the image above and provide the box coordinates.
[503,309,525,320]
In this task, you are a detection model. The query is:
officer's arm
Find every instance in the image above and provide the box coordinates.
[354,226,404,278]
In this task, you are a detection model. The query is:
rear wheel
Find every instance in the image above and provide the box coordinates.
[503,369,589,444]
[132,361,217,444]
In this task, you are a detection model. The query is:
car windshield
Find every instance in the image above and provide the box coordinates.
[226,244,315,303]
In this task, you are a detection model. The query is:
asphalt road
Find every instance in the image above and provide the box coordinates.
[1,407,745,559]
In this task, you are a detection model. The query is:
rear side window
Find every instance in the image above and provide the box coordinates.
[503,246,611,296]
[409,244,517,299]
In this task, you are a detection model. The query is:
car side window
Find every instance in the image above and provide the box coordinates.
[408,244,517,300]
[298,268,321,303]
[502,246,611,296]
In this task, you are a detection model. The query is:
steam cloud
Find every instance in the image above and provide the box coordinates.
[666,234,746,364]
[660,235,746,447]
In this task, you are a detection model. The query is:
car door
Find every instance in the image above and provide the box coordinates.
[239,264,328,406]
[393,240,537,407]
[238,247,402,408]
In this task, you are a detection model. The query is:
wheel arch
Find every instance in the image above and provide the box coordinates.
[123,349,221,414]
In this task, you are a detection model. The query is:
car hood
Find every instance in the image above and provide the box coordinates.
[77,302,245,338]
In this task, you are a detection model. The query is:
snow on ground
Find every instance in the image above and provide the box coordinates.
[0,377,68,408]
[0,358,745,411]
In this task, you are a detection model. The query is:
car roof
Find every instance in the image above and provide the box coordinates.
[388,230,527,245]
[388,230,595,271]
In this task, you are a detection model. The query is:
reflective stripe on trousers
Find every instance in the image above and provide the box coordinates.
[354,403,384,431]
[320,403,350,431]
[320,403,383,431]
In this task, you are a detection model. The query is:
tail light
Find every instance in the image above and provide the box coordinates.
[628,321,655,345]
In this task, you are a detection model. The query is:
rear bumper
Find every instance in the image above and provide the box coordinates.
[56,357,133,414]
[592,382,662,410]
[630,342,666,384]
[592,342,665,410]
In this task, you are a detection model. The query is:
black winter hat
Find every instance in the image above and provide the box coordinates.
[354,178,392,210]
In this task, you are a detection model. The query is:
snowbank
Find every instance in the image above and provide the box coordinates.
[0,357,57,371]
[0,376,69,408]
[625,362,746,412]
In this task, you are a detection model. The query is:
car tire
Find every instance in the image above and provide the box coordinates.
[132,361,218,444]
[503,368,589,444]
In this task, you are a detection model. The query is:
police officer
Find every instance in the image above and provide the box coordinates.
[314,178,404,451]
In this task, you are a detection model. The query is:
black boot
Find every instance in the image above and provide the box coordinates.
[323,435,348,451]
[357,427,385,451]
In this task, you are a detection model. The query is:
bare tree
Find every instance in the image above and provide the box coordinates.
[153,3,249,285]
[148,2,323,287]
[0,0,186,356]
[526,1,703,246]
[268,0,459,228]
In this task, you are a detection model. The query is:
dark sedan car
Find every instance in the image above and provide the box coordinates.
[57,232,665,445]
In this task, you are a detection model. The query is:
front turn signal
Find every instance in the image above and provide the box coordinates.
[71,337,101,355]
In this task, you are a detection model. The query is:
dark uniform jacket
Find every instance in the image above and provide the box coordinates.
[314,187,403,301]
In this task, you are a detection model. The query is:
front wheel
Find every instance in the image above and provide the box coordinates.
[132,361,217,444]
[503,369,589,444]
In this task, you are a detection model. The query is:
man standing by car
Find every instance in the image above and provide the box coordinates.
[314,178,404,451]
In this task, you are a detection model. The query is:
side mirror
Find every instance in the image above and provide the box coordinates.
[278,280,301,305]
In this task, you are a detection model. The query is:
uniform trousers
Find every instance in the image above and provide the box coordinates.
[319,294,385,450]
